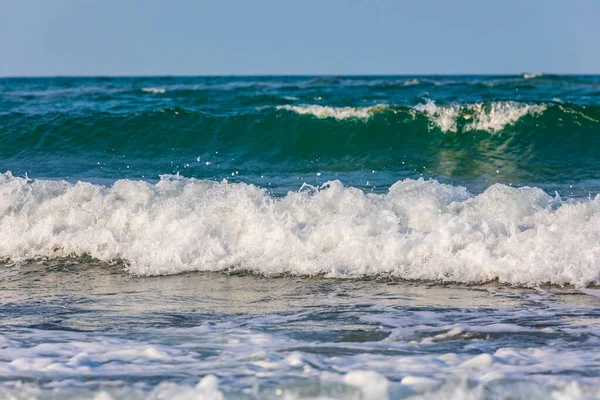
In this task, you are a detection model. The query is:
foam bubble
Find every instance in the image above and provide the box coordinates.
[414,100,546,133]
[1,171,599,287]
[276,104,387,120]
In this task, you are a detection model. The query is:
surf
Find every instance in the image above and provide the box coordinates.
[2,171,599,287]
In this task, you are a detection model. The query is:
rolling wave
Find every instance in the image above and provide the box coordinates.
[1,172,599,287]
[276,100,552,133]
[2,101,600,186]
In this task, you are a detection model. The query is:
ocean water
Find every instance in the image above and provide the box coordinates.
[1,75,600,399]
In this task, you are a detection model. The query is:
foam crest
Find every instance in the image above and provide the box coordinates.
[1,171,600,286]
[142,87,166,94]
[523,73,544,79]
[413,101,460,132]
[276,104,387,120]
[403,78,420,86]
[414,100,546,133]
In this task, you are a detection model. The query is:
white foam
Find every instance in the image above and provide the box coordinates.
[1,172,600,287]
[403,78,421,86]
[142,87,166,94]
[413,101,460,132]
[523,73,544,79]
[1,322,599,399]
[465,102,546,132]
[344,370,389,399]
[413,100,546,133]
[276,104,387,120]
[149,376,224,400]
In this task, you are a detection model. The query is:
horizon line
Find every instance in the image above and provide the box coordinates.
[2,72,600,79]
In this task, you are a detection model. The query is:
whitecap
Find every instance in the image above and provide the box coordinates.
[414,100,546,133]
[276,104,388,120]
[141,87,166,94]
[523,73,544,79]
[403,78,421,86]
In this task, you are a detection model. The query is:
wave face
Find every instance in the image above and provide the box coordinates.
[2,76,600,197]
[2,172,599,286]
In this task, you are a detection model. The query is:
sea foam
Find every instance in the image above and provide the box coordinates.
[414,100,546,133]
[1,171,599,287]
[276,104,387,120]
[141,87,166,94]
[523,73,544,79]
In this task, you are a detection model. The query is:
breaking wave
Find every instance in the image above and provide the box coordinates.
[2,172,599,287]
[413,100,547,133]
[275,100,575,134]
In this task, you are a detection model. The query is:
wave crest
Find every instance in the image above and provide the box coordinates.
[276,101,549,132]
[276,104,388,120]
[413,100,546,133]
[141,87,166,94]
[523,73,544,79]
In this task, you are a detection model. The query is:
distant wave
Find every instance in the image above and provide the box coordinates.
[276,104,388,120]
[2,172,600,287]
[141,87,166,94]
[402,78,421,86]
[523,73,544,79]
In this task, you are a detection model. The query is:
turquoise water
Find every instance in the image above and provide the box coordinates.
[2,75,600,399]
[3,75,600,195]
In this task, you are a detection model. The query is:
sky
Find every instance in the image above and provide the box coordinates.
[1,0,599,76]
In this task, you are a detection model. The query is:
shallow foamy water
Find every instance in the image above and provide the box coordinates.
[1,261,600,399]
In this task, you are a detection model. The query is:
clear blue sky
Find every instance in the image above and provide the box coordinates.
[1,0,599,76]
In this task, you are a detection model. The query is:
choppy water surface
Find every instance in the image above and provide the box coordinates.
[2,262,600,399]
[1,75,600,398]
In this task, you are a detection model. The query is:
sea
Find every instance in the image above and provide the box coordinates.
[1,75,600,399]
